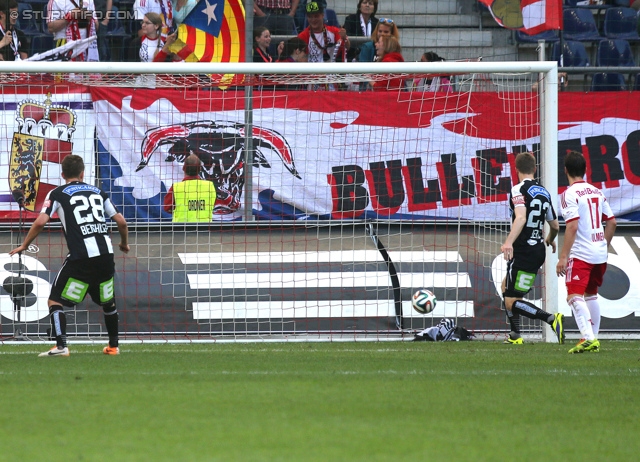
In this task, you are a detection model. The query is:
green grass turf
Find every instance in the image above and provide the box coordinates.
[1,341,639,461]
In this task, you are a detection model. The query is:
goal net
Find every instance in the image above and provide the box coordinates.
[0,61,558,343]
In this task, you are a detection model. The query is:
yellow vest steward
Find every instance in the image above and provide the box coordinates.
[172,179,217,222]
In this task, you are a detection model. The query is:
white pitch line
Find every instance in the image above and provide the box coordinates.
[178,250,463,265]
[187,271,471,289]
[192,300,474,319]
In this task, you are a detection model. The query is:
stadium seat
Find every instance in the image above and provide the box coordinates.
[324,9,340,28]
[106,6,132,61]
[551,40,590,67]
[106,7,131,36]
[564,0,612,12]
[515,29,560,44]
[30,34,54,58]
[596,39,635,67]
[602,7,640,41]
[590,72,627,91]
[17,3,45,38]
[563,7,604,42]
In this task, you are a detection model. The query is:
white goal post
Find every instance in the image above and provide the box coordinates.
[0,60,559,343]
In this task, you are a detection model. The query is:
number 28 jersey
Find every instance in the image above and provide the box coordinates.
[42,181,120,261]
[510,179,557,251]
[559,180,614,264]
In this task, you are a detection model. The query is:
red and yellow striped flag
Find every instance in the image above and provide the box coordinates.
[169,0,245,63]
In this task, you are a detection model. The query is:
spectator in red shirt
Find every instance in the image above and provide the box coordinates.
[371,35,405,91]
[298,1,349,63]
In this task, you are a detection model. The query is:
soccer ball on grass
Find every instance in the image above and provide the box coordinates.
[412,289,437,314]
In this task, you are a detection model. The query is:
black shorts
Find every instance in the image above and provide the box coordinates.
[50,254,116,307]
[503,244,546,298]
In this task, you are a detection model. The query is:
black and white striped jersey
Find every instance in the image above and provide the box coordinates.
[42,181,120,261]
[509,179,557,251]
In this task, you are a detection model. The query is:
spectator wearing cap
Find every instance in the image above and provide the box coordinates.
[293,0,326,33]
[254,0,298,35]
[298,1,349,63]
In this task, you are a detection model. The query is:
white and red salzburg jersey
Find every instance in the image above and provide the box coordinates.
[560,180,614,264]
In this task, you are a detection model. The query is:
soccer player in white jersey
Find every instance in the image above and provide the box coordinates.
[557,151,617,354]
[10,155,130,357]
[500,152,563,345]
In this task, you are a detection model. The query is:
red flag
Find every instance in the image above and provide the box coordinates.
[478,0,562,35]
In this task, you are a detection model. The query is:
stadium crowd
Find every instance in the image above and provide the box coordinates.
[4,0,640,91]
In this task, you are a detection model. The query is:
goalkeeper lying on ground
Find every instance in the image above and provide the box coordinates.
[413,319,475,342]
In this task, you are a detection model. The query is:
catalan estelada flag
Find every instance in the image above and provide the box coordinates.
[169,0,245,63]
[478,0,562,35]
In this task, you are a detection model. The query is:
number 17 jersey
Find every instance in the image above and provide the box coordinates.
[559,180,614,264]
[42,181,120,261]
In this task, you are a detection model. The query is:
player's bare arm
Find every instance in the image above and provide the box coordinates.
[556,219,578,276]
[545,218,559,253]
[604,216,617,245]
[501,206,526,261]
[113,213,130,253]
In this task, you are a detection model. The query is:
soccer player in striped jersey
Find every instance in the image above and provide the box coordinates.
[10,155,129,357]
[500,152,563,345]
[557,151,616,354]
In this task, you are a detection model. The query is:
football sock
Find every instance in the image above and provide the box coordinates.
[103,304,119,348]
[568,296,596,341]
[512,300,554,323]
[49,305,67,348]
[585,295,601,336]
[505,309,521,335]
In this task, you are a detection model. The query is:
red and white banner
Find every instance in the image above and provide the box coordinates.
[478,0,563,35]
[87,87,640,223]
[3,87,640,223]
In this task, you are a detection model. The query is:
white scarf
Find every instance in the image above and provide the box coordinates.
[0,23,21,60]
[359,14,371,37]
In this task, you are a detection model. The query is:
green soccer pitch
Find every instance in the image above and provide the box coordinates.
[1,341,639,461]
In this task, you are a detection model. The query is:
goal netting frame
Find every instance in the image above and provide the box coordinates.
[0,60,559,343]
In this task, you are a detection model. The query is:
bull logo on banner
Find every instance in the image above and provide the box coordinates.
[136,121,300,215]
[9,94,77,212]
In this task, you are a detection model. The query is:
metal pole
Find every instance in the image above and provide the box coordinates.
[243,0,254,221]
[539,44,559,343]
